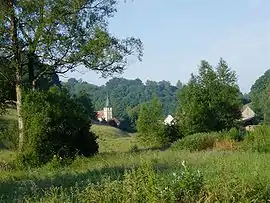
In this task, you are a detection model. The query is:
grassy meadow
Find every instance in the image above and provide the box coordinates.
[1,110,270,202]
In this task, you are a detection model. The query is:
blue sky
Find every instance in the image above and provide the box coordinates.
[64,0,270,93]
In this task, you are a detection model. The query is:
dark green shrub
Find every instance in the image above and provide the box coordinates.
[171,132,218,152]
[164,123,183,143]
[0,121,18,150]
[242,125,270,153]
[220,127,245,141]
[17,86,98,167]
[107,119,118,128]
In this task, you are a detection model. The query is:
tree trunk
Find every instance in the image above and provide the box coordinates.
[16,71,24,150]
[9,0,24,150]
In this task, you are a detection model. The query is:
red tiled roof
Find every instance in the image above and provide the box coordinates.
[96,111,104,118]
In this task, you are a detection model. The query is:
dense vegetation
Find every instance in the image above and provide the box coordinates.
[1,0,270,202]
[1,121,270,202]
[250,69,270,121]
[177,59,242,135]
[62,77,181,119]
[17,87,99,167]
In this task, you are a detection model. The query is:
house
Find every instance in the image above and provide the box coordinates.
[164,115,175,125]
[241,105,255,122]
[240,104,259,131]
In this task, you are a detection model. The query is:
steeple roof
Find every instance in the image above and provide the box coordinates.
[105,93,110,107]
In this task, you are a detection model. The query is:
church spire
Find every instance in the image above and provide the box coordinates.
[105,93,110,107]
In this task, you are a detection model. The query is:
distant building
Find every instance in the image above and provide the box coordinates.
[164,115,175,125]
[96,94,113,122]
[241,105,255,122]
[240,104,259,130]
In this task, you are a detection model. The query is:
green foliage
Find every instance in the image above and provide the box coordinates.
[69,161,203,203]
[63,77,180,120]
[242,125,270,153]
[223,127,245,141]
[73,90,96,120]
[0,55,60,114]
[0,122,18,150]
[137,96,169,146]
[0,57,16,114]
[163,123,183,143]
[250,69,270,120]
[17,87,98,167]
[3,135,270,202]
[171,132,218,152]
[177,58,242,135]
[0,0,143,87]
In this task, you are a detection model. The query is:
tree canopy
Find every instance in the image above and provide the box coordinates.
[0,0,143,149]
[249,69,270,120]
[0,0,143,88]
[136,96,166,146]
[62,77,181,119]
[177,58,242,135]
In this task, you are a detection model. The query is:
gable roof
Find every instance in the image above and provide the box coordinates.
[164,115,174,125]
[241,105,255,121]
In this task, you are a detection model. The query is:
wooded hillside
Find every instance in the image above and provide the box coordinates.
[62,77,182,119]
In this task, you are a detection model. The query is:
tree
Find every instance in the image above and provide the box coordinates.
[250,69,270,121]
[73,90,96,120]
[19,87,98,167]
[126,105,141,130]
[176,80,183,89]
[137,96,167,146]
[0,0,143,149]
[0,57,16,114]
[177,58,242,135]
[63,77,179,120]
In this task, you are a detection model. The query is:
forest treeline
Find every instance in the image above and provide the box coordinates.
[62,77,182,118]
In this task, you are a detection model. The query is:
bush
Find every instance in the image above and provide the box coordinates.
[17,87,98,167]
[242,125,270,153]
[171,132,218,152]
[220,127,245,141]
[164,123,183,143]
[107,119,118,128]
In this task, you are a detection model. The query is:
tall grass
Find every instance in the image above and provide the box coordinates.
[2,109,270,202]
[2,149,270,202]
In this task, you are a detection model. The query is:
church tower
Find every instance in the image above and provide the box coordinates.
[103,94,113,121]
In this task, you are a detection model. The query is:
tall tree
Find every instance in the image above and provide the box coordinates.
[176,80,183,89]
[0,0,143,149]
[177,58,242,135]
[137,96,166,146]
[250,69,270,120]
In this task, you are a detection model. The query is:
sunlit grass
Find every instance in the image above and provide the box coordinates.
[2,110,270,201]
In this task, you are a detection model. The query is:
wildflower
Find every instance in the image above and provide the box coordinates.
[181,160,186,169]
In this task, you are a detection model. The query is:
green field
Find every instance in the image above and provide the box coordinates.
[1,111,270,202]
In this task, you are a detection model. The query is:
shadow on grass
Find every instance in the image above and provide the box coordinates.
[0,166,129,201]
[0,161,171,201]
[99,145,172,157]
[0,118,10,130]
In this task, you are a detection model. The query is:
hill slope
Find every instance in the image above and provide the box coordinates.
[62,77,182,119]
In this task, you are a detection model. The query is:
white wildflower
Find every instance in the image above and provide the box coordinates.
[181,160,186,168]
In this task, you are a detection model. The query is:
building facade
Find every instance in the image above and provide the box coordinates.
[96,94,113,122]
